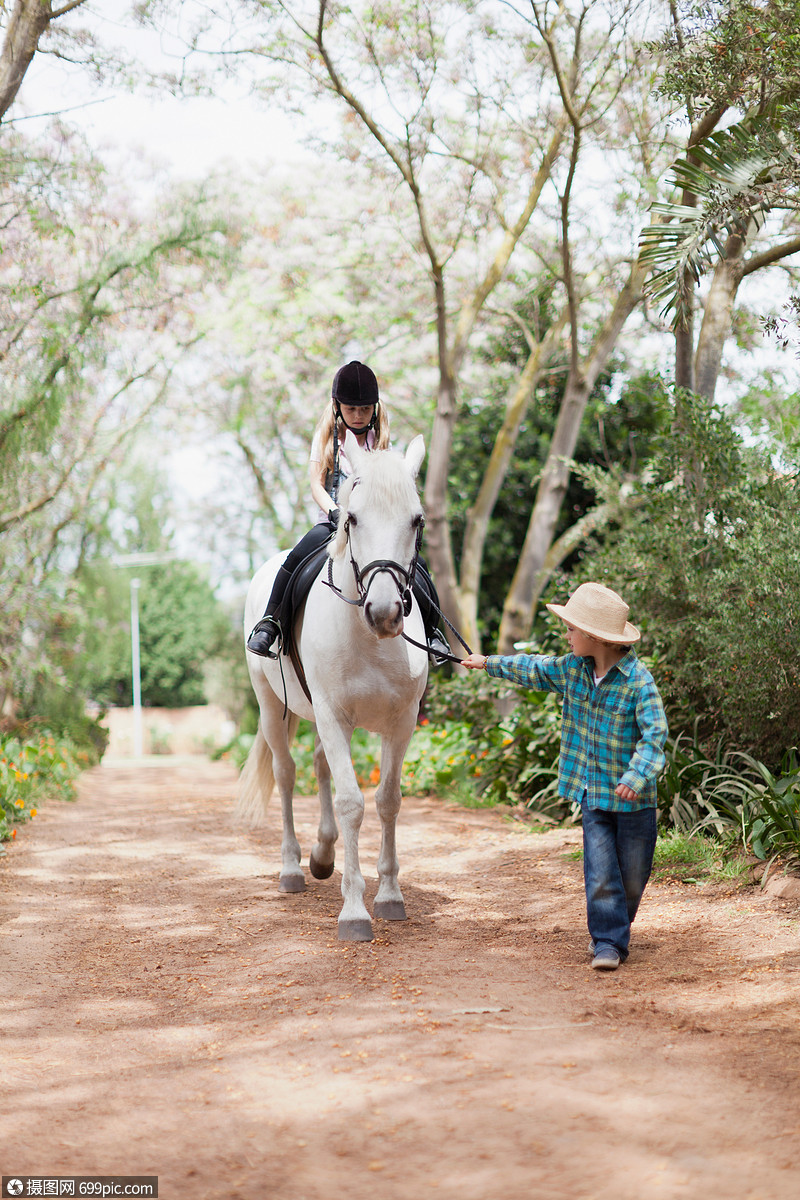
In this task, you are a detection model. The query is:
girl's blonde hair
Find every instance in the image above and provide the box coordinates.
[314,398,391,477]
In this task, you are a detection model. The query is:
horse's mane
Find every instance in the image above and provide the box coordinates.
[329,447,422,560]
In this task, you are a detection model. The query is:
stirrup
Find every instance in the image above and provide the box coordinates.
[427,629,451,667]
[247,615,283,659]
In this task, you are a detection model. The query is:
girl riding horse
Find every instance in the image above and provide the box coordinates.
[246,360,449,664]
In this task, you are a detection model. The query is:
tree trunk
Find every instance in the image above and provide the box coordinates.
[693,233,746,401]
[497,260,647,652]
[674,290,695,390]
[0,1,63,121]
[425,122,567,646]
[497,371,592,651]
[457,313,567,651]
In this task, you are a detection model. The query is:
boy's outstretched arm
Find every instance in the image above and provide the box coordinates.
[461,653,488,670]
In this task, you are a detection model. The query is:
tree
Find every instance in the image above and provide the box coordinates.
[640,0,800,397]
[448,367,666,643]
[578,390,800,770]
[0,118,237,716]
[0,1,89,121]
[142,0,682,652]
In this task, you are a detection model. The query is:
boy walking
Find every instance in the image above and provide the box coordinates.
[462,582,668,971]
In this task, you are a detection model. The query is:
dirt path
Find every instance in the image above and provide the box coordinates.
[2,758,799,1200]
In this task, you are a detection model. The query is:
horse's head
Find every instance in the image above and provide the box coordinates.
[330,434,426,638]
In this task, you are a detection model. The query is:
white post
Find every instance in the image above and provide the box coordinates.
[130,578,143,759]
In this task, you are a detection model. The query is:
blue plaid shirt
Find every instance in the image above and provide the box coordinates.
[485,650,668,812]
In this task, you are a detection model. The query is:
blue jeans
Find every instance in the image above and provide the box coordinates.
[581,802,657,960]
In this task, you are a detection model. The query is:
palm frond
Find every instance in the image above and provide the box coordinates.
[639,114,798,328]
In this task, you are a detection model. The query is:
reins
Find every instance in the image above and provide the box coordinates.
[324,511,473,665]
[400,610,472,665]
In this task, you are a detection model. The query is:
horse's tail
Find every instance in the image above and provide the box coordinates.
[234,715,299,826]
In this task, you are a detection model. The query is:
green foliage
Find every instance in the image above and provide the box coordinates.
[418,671,565,814]
[654,728,800,868]
[579,390,800,769]
[640,114,797,327]
[402,720,483,806]
[88,561,234,709]
[447,367,666,643]
[644,2,800,327]
[651,830,749,886]
[0,730,86,846]
[695,748,800,866]
[654,1,800,119]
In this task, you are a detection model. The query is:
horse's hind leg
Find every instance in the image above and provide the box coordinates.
[256,686,305,894]
[373,733,409,921]
[309,733,337,880]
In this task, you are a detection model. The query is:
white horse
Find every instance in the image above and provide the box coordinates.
[237,434,430,941]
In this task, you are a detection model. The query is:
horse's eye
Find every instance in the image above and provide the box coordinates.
[348,513,358,527]
[412,513,424,529]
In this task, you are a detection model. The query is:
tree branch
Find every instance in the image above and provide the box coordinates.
[743,234,800,276]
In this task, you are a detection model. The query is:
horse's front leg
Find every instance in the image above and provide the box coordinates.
[315,707,372,942]
[373,731,411,921]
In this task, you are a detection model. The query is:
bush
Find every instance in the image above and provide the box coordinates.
[579,390,800,769]
[419,671,565,814]
[0,730,86,844]
[656,730,800,867]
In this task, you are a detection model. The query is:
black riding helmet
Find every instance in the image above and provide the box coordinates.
[331,360,379,435]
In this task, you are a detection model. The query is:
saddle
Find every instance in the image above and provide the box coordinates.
[276,539,444,704]
[278,543,331,703]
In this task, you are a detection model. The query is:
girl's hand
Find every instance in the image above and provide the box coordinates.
[615,783,638,802]
[461,653,488,670]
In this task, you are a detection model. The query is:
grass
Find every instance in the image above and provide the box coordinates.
[651,831,750,885]
[561,830,750,886]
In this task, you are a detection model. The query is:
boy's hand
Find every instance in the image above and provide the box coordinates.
[615,783,638,802]
[461,653,488,670]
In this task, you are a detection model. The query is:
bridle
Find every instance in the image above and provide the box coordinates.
[324,506,425,617]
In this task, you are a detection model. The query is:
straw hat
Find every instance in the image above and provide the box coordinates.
[546,582,640,645]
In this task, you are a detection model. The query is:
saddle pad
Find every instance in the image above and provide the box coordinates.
[281,543,331,660]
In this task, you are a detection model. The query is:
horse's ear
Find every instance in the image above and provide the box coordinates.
[405,434,425,479]
[343,429,367,469]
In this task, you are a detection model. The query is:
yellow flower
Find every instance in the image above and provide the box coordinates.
[14,799,24,808]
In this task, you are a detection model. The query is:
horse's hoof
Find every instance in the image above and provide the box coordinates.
[279,873,306,893]
[309,852,335,880]
[338,918,373,942]
[373,900,407,921]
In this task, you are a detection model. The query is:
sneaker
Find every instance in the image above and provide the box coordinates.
[591,946,621,971]
[247,616,282,658]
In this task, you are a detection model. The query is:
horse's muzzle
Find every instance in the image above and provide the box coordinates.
[364,598,404,638]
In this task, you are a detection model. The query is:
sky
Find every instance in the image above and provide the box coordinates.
[13,1,302,180]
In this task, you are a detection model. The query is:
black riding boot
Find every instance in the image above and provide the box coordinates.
[247,566,293,657]
[412,568,451,666]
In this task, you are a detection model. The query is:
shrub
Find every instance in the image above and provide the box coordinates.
[578,391,800,769]
[420,671,565,814]
[0,730,85,845]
